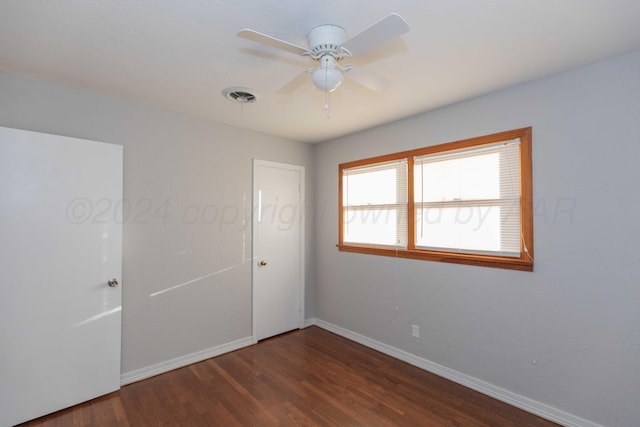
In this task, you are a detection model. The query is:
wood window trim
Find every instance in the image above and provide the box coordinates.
[338,127,534,272]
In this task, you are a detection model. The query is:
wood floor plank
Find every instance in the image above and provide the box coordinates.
[18,326,559,426]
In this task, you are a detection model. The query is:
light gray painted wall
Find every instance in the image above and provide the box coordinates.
[3,47,639,426]
[0,71,315,374]
[314,50,640,426]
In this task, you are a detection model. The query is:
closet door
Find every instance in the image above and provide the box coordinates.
[0,126,123,426]
[253,160,305,341]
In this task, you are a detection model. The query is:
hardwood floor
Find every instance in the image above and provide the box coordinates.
[20,326,558,426]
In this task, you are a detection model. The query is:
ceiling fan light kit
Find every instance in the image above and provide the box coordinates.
[311,55,343,92]
[307,25,348,93]
[237,13,410,101]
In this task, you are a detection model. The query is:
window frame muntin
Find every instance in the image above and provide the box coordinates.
[337,127,534,272]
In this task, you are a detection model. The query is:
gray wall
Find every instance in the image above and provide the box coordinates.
[0,71,315,374]
[314,50,640,426]
[3,47,640,426]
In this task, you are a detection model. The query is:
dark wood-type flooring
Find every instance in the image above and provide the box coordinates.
[20,326,558,426]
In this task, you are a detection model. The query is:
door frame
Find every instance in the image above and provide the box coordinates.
[252,159,305,343]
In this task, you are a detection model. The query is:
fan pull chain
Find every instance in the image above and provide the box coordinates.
[324,66,331,119]
[324,93,331,119]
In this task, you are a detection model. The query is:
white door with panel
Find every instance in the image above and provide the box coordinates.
[253,160,304,341]
[0,127,123,426]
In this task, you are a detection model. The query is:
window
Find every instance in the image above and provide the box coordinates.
[338,128,533,271]
[342,159,407,248]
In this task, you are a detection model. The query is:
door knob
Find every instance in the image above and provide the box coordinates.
[259,260,267,266]
[107,278,119,287]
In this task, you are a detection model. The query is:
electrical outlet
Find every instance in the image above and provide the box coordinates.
[411,324,420,338]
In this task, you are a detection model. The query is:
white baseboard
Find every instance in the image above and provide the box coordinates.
[303,317,316,328]
[312,319,599,427]
[120,336,254,386]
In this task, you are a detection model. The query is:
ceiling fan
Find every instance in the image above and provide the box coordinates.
[237,13,410,95]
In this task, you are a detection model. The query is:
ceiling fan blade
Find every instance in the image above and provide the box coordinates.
[276,71,312,95]
[237,29,310,56]
[342,13,409,56]
[344,66,390,92]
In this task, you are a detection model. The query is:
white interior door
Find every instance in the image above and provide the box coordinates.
[0,127,123,426]
[253,160,304,341]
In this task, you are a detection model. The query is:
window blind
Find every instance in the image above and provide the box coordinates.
[343,159,408,248]
[413,139,521,257]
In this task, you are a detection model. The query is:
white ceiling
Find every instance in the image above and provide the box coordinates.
[1,1,640,143]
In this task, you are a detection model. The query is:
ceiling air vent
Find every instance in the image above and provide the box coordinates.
[222,87,258,104]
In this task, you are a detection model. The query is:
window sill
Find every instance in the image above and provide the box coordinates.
[337,244,533,272]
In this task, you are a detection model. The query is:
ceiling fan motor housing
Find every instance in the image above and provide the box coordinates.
[307,25,347,58]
